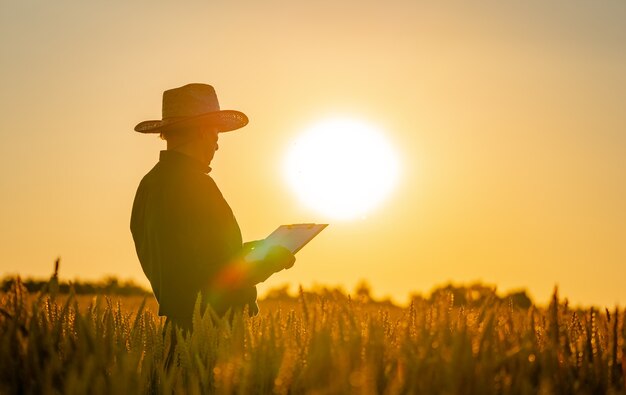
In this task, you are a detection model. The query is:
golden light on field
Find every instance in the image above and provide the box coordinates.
[283,117,400,220]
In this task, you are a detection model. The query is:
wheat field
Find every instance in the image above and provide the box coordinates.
[1,279,624,394]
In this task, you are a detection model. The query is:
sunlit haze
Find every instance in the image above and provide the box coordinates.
[1,0,625,307]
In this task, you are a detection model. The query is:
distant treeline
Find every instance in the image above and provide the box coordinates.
[1,275,532,308]
[418,282,533,309]
[264,281,534,309]
[0,276,151,296]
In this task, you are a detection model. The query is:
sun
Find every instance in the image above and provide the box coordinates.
[283,117,400,220]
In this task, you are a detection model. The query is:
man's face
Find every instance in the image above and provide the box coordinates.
[201,127,219,165]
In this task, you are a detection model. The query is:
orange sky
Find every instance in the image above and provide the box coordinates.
[1,1,625,307]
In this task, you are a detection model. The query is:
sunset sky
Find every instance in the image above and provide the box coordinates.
[1,0,624,307]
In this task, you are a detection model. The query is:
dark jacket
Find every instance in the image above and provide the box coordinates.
[130,150,258,329]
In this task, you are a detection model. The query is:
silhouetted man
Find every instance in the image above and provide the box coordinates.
[131,83,295,330]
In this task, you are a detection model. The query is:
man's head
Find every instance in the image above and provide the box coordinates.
[160,123,220,166]
[134,83,248,166]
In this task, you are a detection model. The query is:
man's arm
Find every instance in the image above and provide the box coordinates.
[208,244,296,291]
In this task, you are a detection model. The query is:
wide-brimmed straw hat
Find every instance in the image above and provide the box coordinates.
[134,83,248,133]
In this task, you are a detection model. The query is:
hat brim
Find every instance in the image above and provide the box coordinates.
[134,110,248,134]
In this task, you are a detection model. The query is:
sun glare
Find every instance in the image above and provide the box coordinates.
[284,117,400,220]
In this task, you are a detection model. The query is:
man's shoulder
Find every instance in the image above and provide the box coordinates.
[135,162,162,189]
[138,161,186,184]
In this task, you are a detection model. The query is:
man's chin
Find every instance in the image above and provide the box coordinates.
[204,153,216,166]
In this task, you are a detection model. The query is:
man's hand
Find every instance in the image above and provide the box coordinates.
[265,245,296,271]
[242,240,263,255]
[238,243,296,286]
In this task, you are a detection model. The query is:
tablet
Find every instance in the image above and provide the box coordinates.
[245,223,328,262]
